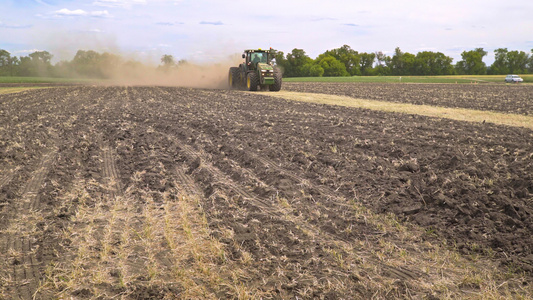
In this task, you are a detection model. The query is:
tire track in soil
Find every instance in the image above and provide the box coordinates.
[98,145,150,288]
[174,165,202,198]
[174,133,424,284]
[0,168,17,190]
[231,145,424,281]
[153,90,424,284]
[98,140,176,294]
[250,152,349,206]
[150,88,426,285]
[0,167,17,215]
[102,146,123,195]
[173,139,358,294]
[0,148,57,300]
[247,151,424,280]
[178,143,282,217]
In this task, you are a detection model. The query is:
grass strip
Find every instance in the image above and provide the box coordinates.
[0,87,51,94]
[284,74,533,83]
[270,91,533,130]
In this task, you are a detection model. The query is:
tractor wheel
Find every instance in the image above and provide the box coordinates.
[246,72,259,91]
[270,67,282,91]
[228,67,239,89]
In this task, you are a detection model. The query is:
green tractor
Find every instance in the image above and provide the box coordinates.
[228,48,282,91]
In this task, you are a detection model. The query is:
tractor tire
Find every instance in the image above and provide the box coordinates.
[228,67,239,89]
[270,67,282,91]
[246,72,259,91]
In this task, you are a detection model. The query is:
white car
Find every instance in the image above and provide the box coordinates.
[505,74,523,83]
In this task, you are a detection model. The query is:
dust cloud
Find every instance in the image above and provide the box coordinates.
[99,56,242,89]
[38,29,244,89]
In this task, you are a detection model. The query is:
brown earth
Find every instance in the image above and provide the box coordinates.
[0,84,532,299]
[284,82,533,115]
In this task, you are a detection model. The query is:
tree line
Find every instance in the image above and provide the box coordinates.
[1,46,533,78]
[0,49,144,78]
[273,45,533,77]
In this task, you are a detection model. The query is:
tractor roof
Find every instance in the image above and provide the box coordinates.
[244,48,273,53]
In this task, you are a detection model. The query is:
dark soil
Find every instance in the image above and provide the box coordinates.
[0,85,532,299]
[285,82,533,115]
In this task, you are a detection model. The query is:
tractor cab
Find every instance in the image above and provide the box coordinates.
[242,49,272,70]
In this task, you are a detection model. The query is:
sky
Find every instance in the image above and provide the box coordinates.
[1,0,532,65]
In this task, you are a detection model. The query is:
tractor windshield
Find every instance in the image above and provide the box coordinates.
[250,52,268,64]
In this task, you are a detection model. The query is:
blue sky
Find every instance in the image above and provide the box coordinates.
[1,0,532,64]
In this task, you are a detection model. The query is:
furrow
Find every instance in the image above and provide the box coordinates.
[19,237,39,299]
[102,147,123,197]
[202,143,427,281]
[0,168,16,189]
[249,151,350,206]
[178,143,281,216]
[249,153,427,280]
[20,150,56,211]
[154,124,427,285]
[174,166,202,197]
[0,148,57,299]
[99,144,156,287]
[381,264,422,281]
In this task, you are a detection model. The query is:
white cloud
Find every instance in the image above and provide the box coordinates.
[90,10,111,17]
[15,49,44,54]
[52,8,110,18]
[55,8,87,16]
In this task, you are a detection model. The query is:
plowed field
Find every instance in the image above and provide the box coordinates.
[285,82,533,115]
[0,84,532,299]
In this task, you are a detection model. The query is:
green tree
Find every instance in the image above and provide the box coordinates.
[70,50,121,78]
[529,49,533,73]
[359,52,376,75]
[17,56,33,76]
[389,47,416,75]
[158,54,177,73]
[0,50,10,66]
[284,48,313,77]
[489,48,509,74]
[308,64,324,77]
[507,50,529,74]
[323,45,360,75]
[21,50,54,76]
[11,50,54,76]
[374,51,391,75]
[489,48,529,75]
[8,56,19,76]
[455,48,487,75]
[161,54,175,67]
[0,49,12,76]
[414,51,454,75]
[29,51,52,64]
[72,50,102,77]
[316,55,349,77]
